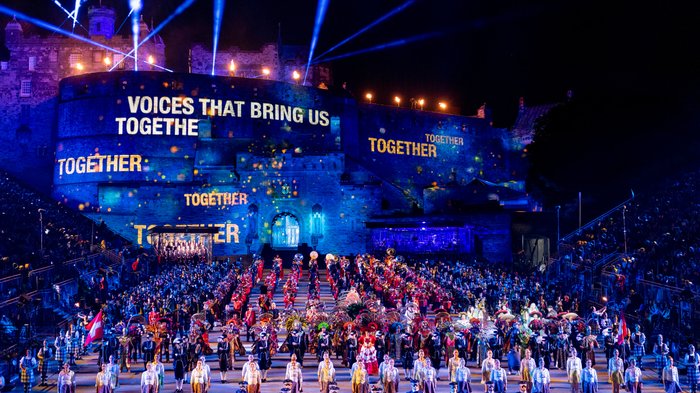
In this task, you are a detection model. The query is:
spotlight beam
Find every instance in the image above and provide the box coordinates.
[114,8,134,36]
[51,0,88,32]
[0,4,173,72]
[71,0,80,31]
[211,0,225,76]
[311,31,442,64]
[312,0,414,62]
[110,0,197,72]
[130,0,143,71]
[303,0,330,85]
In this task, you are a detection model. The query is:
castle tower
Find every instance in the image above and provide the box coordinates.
[88,5,116,39]
[4,17,23,44]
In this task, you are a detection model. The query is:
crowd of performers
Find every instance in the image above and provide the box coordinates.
[151,238,210,263]
[13,250,700,393]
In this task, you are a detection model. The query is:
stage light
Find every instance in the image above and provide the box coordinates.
[438,102,447,110]
[147,55,155,65]
[262,67,270,77]
[394,96,401,107]
[130,0,143,71]
[293,70,301,83]
[229,60,236,75]
[75,62,84,71]
[418,98,425,110]
[103,56,112,66]
[365,93,373,103]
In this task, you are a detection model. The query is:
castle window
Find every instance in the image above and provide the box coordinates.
[28,56,36,71]
[1,62,7,71]
[20,80,32,97]
[69,53,82,67]
[93,50,104,63]
[113,54,125,70]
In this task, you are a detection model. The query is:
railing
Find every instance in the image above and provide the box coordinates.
[560,197,633,244]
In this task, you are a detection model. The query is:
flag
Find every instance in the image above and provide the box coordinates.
[617,312,627,345]
[131,258,139,271]
[84,310,104,347]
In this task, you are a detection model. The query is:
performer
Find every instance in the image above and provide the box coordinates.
[654,334,670,382]
[190,360,206,393]
[96,363,112,393]
[414,349,431,391]
[287,323,307,367]
[19,349,37,393]
[118,331,132,373]
[566,348,582,393]
[581,359,598,393]
[424,364,438,393]
[346,330,359,368]
[662,357,681,393]
[448,349,465,383]
[624,358,643,393]
[58,363,76,393]
[489,360,507,393]
[199,357,212,393]
[55,330,68,372]
[382,358,400,393]
[376,331,387,364]
[532,358,550,393]
[317,325,332,362]
[519,348,536,393]
[217,336,231,383]
[142,334,156,371]
[107,355,119,391]
[685,344,700,393]
[631,325,646,369]
[608,349,624,393]
[241,355,257,384]
[253,331,272,381]
[317,352,336,393]
[481,349,495,392]
[401,330,415,380]
[359,335,378,375]
[37,339,51,385]
[244,307,256,342]
[66,330,76,366]
[244,362,262,393]
[284,354,303,393]
[153,359,165,393]
[580,327,598,367]
[456,362,472,393]
[173,339,186,393]
[140,363,158,393]
[351,362,369,393]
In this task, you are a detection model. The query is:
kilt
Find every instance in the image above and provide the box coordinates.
[633,345,645,358]
[21,368,34,384]
[56,346,67,362]
[656,355,666,370]
[611,370,624,385]
[40,358,49,376]
[688,365,699,384]
[66,340,75,355]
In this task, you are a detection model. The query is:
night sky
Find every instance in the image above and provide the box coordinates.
[2,0,699,219]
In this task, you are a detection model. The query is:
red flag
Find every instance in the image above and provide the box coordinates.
[131,258,139,271]
[84,310,104,346]
[617,312,627,345]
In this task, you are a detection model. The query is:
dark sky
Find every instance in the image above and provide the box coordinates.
[2,0,699,217]
[3,0,697,124]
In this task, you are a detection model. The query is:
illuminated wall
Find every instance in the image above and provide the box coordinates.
[54,71,524,257]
